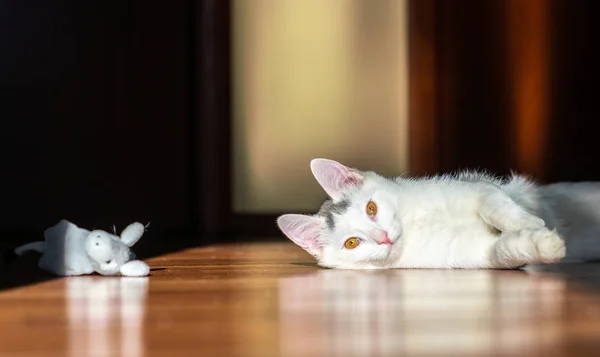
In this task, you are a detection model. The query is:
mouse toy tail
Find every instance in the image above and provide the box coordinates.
[2,241,45,266]
[13,242,45,256]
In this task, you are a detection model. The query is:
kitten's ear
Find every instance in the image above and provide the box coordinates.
[277,214,325,259]
[310,158,364,201]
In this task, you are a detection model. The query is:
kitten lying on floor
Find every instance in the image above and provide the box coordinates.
[277,159,600,269]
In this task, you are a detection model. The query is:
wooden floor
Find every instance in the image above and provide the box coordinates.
[3,242,600,357]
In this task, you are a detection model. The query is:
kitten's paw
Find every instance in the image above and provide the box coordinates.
[530,227,566,263]
[511,214,545,231]
[494,227,565,268]
[525,215,546,229]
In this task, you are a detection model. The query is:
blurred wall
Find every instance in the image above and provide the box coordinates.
[232,0,409,213]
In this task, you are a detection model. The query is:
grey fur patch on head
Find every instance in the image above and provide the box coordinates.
[317,198,350,230]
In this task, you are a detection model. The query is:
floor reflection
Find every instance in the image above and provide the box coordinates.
[278,269,572,357]
[66,277,149,357]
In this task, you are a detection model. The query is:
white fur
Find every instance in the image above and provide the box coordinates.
[276,158,600,270]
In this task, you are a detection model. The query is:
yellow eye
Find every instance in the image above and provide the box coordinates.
[366,201,378,216]
[344,237,360,249]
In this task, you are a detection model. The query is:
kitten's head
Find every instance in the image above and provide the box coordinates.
[277,159,403,269]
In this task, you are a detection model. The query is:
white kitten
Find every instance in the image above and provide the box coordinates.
[277,158,600,269]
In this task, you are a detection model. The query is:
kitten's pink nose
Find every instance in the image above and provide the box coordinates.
[371,229,392,245]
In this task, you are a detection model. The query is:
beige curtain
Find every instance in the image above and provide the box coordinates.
[233,0,410,213]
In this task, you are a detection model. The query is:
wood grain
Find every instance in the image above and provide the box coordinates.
[2,242,600,357]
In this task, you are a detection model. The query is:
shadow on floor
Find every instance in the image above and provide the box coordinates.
[526,262,600,292]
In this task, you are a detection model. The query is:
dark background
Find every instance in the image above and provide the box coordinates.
[0,0,231,258]
[1,0,599,266]
[409,0,600,182]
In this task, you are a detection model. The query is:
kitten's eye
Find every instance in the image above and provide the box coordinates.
[344,237,360,249]
[366,201,378,216]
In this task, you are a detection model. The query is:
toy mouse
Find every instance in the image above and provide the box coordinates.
[11,220,150,277]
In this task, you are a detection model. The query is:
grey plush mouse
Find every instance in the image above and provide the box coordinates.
[12,220,150,277]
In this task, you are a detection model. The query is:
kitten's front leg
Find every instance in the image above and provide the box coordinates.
[478,189,545,233]
[489,227,566,268]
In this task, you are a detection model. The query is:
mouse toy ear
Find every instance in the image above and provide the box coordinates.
[120,222,145,247]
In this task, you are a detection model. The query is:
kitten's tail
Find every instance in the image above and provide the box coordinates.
[535,181,600,261]
[536,181,600,225]
[504,175,600,229]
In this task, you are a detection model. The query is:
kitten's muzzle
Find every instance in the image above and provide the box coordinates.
[371,229,393,245]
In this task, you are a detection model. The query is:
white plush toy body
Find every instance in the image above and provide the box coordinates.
[13,220,150,277]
